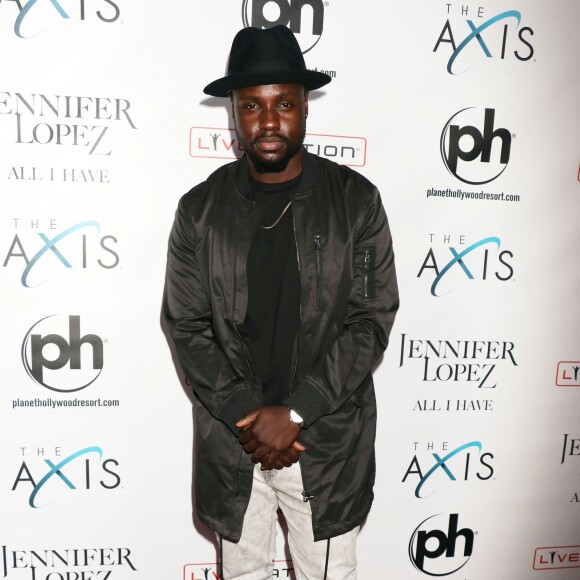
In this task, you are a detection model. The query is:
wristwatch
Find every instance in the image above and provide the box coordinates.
[288,407,304,426]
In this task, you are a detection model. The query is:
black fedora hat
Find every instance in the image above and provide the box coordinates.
[204,26,332,97]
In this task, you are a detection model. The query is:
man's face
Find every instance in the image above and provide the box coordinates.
[231,83,308,182]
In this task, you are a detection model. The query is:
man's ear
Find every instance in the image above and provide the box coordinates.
[304,89,309,118]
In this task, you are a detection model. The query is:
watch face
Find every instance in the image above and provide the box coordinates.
[290,409,304,424]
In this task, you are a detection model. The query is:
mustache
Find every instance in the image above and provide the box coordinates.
[252,133,288,145]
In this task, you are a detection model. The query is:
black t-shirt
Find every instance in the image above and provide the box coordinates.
[245,175,301,406]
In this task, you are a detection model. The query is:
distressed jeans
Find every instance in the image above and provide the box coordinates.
[220,462,359,580]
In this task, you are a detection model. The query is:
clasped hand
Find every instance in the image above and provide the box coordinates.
[236,405,305,470]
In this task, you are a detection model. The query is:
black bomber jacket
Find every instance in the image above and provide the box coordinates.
[163,150,399,541]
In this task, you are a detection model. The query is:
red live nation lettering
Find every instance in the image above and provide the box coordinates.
[534,547,580,570]
[189,127,366,166]
[197,135,243,152]
[539,553,579,563]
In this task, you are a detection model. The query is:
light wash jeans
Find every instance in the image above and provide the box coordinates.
[220,462,359,580]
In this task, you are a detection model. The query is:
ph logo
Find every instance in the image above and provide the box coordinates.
[409,514,474,576]
[22,315,104,392]
[441,107,512,185]
[242,0,324,53]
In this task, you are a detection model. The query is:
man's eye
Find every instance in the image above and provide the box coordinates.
[279,102,293,108]
[244,103,259,110]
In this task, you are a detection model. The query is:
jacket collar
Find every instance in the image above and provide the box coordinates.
[234,148,318,202]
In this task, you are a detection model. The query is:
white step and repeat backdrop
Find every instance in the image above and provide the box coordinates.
[1,1,579,578]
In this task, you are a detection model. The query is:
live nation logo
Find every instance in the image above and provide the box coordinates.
[1,0,121,39]
[2,218,120,287]
[189,127,366,167]
[11,445,121,508]
[533,546,580,571]
[417,233,514,296]
[409,513,475,576]
[555,361,580,387]
[183,560,294,579]
[433,4,535,74]
[1,543,137,579]
[402,441,494,498]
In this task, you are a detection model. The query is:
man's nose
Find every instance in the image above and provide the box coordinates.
[259,107,280,131]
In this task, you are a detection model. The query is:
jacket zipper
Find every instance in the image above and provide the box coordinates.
[290,202,302,396]
[363,246,376,299]
[363,248,371,299]
[314,233,322,311]
[291,204,314,503]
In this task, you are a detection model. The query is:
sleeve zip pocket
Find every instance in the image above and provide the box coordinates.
[314,234,322,311]
[362,245,376,300]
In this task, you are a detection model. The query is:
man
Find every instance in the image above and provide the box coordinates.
[164,25,398,579]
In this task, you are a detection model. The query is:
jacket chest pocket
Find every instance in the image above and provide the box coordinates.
[361,245,376,300]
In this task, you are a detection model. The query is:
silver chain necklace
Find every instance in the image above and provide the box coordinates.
[258,201,292,230]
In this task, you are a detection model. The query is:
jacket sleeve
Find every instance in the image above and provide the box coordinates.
[163,194,261,434]
[284,185,399,427]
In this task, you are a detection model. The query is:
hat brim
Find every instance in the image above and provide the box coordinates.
[203,69,332,97]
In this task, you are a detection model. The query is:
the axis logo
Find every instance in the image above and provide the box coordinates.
[418,234,514,297]
[402,441,494,498]
[2,0,121,39]
[409,514,475,576]
[3,219,120,287]
[433,7,534,74]
[242,0,324,54]
[440,108,512,185]
[11,446,120,508]
[22,315,104,392]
